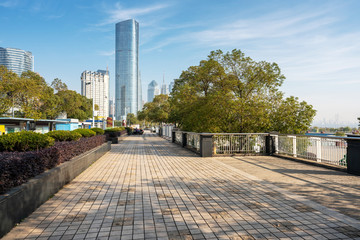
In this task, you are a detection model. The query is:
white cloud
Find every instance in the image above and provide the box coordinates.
[98,3,170,26]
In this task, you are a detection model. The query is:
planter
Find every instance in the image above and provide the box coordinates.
[0,142,111,238]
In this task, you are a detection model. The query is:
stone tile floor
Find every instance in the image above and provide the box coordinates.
[3,133,360,240]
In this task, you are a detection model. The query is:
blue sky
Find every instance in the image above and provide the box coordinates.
[1,0,360,127]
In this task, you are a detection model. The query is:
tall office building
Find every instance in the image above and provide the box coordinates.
[161,83,168,95]
[81,69,110,118]
[0,47,33,76]
[115,19,141,120]
[148,80,160,102]
[169,81,174,94]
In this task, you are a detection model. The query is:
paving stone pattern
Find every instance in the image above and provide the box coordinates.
[3,133,360,240]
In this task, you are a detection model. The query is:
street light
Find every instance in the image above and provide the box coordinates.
[85,79,95,127]
[92,77,95,127]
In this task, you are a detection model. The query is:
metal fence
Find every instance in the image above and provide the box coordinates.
[213,133,268,155]
[169,130,349,168]
[162,125,174,139]
[273,135,347,167]
[175,131,183,145]
[186,132,200,152]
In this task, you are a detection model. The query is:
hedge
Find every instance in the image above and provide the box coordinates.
[0,131,54,152]
[72,129,96,138]
[91,128,105,135]
[125,127,133,135]
[45,130,82,142]
[0,135,106,194]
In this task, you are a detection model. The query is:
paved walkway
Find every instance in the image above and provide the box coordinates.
[3,133,360,240]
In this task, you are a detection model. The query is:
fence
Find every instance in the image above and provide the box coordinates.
[273,135,347,167]
[175,131,183,145]
[165,130,360,174]
[161,125,174,139]
[213,133,268,155]
[186,132,201,152]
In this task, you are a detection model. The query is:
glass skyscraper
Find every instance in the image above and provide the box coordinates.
[115,19,141,121]
[0,47,33,76]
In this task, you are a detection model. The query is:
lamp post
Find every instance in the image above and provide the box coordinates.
[92,77,95,127]
[112,97,115,128]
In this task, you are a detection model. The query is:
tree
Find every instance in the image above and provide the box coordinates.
[51,78,68,92]
[0,66,19,115]
[138,94,170,124]
[56,90,92,120]
[126,113,138,125]
[169,49,316,134]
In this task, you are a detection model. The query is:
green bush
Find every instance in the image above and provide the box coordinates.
[125,127,133,135]
[91,128,105,135]
[105,128,118,133]
[46,130,82,142]
[72,128,96,138]
[0,131,55,152]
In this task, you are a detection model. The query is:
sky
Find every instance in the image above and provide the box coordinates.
[0,0,359,127]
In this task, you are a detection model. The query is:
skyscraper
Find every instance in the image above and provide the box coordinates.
[0,47,33,76]
[81,69,110,118]
[169,81,174,94]
[115,19,141,120]
[148,80,160,102]
[161,83,168,95]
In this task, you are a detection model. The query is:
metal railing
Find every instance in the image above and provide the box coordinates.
[273,135,347,167]
[169,130,350,169]
[213,133,268,155]
[161,125,173,139]
[186,132,200,152]
[175,131,183,145]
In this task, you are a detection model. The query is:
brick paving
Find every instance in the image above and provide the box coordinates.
[3,132,360,240]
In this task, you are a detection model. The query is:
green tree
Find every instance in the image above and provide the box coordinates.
[169,49,316,134]
[126,113,138,125]
[56,90,92,120]
[0,66,19,115]
[51,78,68,92]
[138,94,170,124]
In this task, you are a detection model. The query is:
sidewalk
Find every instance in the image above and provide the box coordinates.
[3,133,360,240]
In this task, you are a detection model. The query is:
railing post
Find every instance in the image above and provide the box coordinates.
[346,138,360,175]
[172,130,176,143]
[266,135,274,155]
[289,136,297,157]
[273,135,279,154]
[313,137,322,162]
[182,132,187,147]
[200,134,213,157]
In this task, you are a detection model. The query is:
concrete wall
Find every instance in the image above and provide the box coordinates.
[0,142,111,238]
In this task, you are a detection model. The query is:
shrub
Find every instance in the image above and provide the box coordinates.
[46,130,82,142]
[72,128,96,138]
[104,128,118,133]
[104,127,125,133]
[91,128,105,135]
[125,127,133,135]
[0,131,55,152]
[0,135,106,194]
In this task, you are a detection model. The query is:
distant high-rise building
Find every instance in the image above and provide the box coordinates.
[115,19,141,120]
[169,81,174,93]
[161,83,168,95]
[0,47,33,76]
[148,80,160,102]
[81,69,110,118]
[109,99,114,118]
[160,74,168,95]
